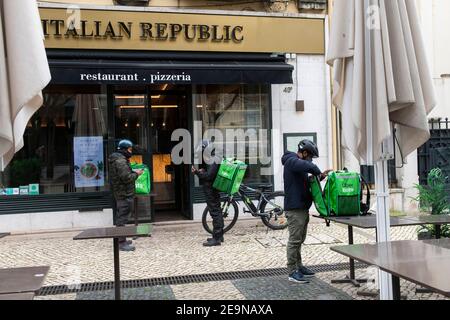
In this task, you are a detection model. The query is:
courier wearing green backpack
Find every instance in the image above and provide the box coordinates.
[108,139,144,252]
[282,139,332,284]
[192,139,224,247]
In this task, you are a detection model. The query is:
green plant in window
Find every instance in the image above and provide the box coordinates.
[96,161,104,180]
[411,168,450,238]
[10,158,42,187]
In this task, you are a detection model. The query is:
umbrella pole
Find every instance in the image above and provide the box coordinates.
[375,154,394,300]
[364,0,393,300]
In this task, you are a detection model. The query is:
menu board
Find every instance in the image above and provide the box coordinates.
[283,133,317,153]
[74,137,105,188]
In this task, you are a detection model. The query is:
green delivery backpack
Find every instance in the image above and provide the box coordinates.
[310,169,371,217]
[213,158,248,195]
[131,163,151,195]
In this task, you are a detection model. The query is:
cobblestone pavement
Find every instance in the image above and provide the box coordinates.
[0,217,448,300]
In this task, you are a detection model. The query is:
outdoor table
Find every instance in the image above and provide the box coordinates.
[0,266,49,295]
[0,292,35,300]
[402,215,450,239]
[0,233,10,239]
[330,239,450,300]
[424,238,450,249]
[73,224,152,300]
[315,215,424,287]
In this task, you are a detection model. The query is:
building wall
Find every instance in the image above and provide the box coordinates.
[272,54,331,193]
[0,209,113,234]
[416,0,450,119]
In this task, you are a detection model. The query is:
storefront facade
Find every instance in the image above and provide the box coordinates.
[0,2,329,232]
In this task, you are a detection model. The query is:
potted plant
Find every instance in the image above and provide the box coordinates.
[412,168,450,239]
[10,158,42,187]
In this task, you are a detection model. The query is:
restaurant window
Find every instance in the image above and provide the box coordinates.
[0,85,109,196]
[193,84,272,187]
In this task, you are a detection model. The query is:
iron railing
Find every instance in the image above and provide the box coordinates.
[417,118,450,200]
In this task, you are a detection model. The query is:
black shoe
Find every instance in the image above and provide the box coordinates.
[298,266,315,278]
[207,236,224,243]
[203,238,222,247]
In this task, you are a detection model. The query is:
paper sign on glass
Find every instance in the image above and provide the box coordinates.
[74,137,105,188]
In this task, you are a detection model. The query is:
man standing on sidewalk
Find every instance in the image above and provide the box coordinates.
[281,140,331,283]
[109,139,143,252]
[192,140,224,247]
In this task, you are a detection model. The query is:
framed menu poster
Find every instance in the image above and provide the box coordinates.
[74,136,105,188]
[283,133,317,153]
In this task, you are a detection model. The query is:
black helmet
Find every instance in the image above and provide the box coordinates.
[298,139,319,158]
[118,139,133,150]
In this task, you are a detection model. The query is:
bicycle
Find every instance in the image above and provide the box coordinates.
[202,183,287,234]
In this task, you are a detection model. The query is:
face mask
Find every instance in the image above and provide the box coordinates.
[119,149,132,159]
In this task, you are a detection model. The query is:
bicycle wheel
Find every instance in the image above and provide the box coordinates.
[260,191,288,230]
[202,198,239,234]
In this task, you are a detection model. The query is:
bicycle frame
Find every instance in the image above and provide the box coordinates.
[224,184,282,217]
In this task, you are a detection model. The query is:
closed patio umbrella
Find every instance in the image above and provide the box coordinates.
[327,0,436,299]
[0,0,51,170]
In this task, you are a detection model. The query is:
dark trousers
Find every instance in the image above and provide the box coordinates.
[115,196,134,243]
[286,209,310,274]
[203,184,224,240]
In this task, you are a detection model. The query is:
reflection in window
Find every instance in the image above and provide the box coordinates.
[0,86,109,195]
[193,85,272,186]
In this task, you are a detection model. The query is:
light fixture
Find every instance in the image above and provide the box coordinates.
[196,105,203,108]
[115,95,145,99]
[120,105,145,109]
[120,104,178,109]
[136,123,140,127]
[125,122,128,127]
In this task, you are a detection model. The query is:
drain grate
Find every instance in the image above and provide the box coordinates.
[37,262,369,296]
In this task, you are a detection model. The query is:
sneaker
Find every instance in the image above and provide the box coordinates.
[288,271,309,284]
[119,242,136,252]
[298,266,316,278]
[207,236,224,243]
[203,238,222,247]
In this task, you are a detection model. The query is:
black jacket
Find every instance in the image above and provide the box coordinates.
[108,151,138,200]
[282,152,322,211]
[196,156,221,186]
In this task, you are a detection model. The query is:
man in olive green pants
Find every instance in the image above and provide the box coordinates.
[286,210,310,275]
[282,140,331,283]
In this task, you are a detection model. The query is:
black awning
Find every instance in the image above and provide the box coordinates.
[48,59,293,85]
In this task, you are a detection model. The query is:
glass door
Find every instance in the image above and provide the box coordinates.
[113,87,152,222]
[150,86,191,220]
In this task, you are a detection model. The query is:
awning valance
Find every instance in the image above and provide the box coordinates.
[48,58,293,85]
